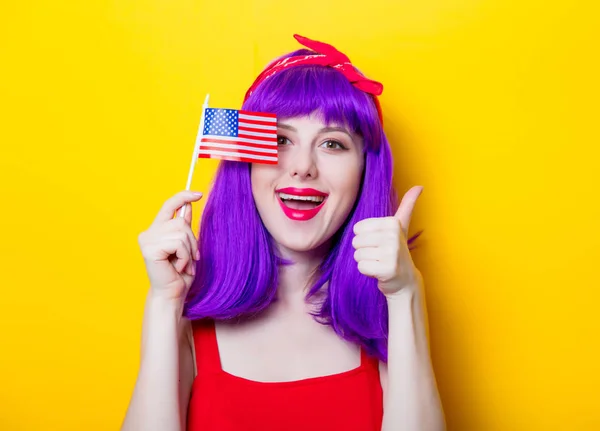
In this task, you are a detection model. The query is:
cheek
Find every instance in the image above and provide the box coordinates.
[250,165,279,207]
[251,165,272,190]
[331,161,363,200]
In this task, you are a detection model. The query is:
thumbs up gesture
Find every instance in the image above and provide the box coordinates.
[352,186,424,296]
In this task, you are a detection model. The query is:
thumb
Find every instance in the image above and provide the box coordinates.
[394,186,423,235]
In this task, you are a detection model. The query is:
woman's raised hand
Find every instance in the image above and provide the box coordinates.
[137,191,203,302]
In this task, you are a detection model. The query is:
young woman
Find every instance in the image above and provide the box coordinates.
[122,34,445,431]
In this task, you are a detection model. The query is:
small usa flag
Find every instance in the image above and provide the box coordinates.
[198,108,278,164]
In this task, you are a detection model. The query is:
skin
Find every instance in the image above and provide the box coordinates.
[251,113,364,256]
[121,114,445,431]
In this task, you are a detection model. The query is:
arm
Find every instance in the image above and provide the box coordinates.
[352,185,445,430]
[121,191,203,431]
[381,284,445,431]
[121,292,195,431]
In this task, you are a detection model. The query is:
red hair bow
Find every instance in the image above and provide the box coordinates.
[244,34,384,123]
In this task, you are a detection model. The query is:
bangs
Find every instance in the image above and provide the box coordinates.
[242,65,382,150]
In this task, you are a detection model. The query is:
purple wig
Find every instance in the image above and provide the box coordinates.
[184,49,401,362]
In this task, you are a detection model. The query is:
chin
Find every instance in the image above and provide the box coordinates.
[272,232,332,256]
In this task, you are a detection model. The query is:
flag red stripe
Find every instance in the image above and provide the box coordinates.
[239,110,277,118]
[238,118,278,127]
[199,146,277,157]
[200,138,277,150]
[237,133,277,142]
[238,125,277,133]
[198,153,277,165]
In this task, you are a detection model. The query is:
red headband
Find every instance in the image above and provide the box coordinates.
[244,34,384,124]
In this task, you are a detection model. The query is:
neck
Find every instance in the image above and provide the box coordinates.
[275,242,330,301]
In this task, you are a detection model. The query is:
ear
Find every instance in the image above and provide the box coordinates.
[394,186,424,235]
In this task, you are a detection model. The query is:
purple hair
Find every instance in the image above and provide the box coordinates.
[184,49,407,362]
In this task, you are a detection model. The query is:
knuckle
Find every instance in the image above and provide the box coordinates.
[163,195,177,210]
[358,261,371,274]
[140,244,154,259]
[138,231,156,247]
[186,224,196,235]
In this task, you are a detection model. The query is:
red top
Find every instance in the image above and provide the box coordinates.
[187,320,383,431]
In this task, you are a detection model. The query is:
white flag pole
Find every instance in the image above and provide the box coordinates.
[178,94,210,218]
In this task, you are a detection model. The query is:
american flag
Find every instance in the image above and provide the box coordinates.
[198,108,278,164]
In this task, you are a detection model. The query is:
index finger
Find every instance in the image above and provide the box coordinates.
[152,191,203,226]
[353,217,399,235]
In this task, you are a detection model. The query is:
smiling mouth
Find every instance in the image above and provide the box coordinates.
[275,189,328,221]
[277,192,325,210]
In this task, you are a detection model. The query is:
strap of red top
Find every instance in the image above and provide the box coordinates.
[192,320,222,374]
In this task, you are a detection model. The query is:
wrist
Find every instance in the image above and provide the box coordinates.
[147,289,185,319]
[385,282,419,302]
[385,283,428,323]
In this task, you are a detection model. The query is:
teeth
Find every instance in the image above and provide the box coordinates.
[278,192,325,203]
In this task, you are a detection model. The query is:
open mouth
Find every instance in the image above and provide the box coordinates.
[275,188,328,221]
[278,192,325,210]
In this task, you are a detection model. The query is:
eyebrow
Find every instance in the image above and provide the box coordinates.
[278,123,354,138]
[277,123,297,132]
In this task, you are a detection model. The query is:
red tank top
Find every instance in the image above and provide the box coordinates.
[187,320,383,431]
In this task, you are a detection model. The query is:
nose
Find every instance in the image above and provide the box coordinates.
[288,145,318,180]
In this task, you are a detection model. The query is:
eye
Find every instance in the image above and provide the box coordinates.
[320,140,347,150]
[277,135,291,146]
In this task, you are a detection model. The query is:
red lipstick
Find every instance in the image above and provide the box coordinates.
[275,187,328,221]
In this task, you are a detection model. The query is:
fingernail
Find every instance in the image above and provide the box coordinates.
[192,192,203,196]
[195,250,200,260]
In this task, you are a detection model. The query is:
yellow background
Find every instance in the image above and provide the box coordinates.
[1,1,598,429]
